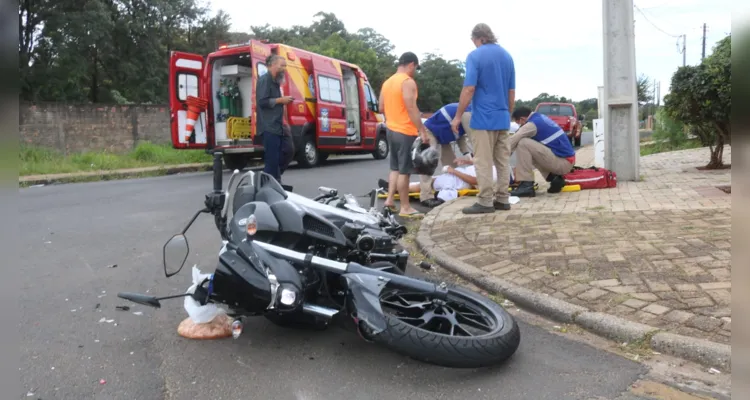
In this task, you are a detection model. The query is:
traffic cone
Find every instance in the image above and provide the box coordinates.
[185,96,208,142]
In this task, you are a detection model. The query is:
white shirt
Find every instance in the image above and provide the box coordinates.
[509,122,520,134]
[432,165,498,201]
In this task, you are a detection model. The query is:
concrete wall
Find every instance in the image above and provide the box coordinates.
[20,102,172,154]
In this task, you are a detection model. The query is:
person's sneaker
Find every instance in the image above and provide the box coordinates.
[547,174,566,194]
[377,178,389,191]
[510,181,536,197]
[493,202,511,211]
[421,198,444,208]
[462,203,495,214]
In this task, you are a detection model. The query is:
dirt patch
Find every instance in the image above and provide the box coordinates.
[716,185,731,194]
[696,164,731,171]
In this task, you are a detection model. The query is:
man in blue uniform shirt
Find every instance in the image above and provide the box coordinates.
[418,103,473,207]
[451,23,516,214]
[509,106,577,197]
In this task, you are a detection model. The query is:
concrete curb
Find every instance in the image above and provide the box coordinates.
[415,204,732,372]
[19,163,215,186]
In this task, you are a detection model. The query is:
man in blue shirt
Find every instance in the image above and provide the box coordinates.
[451,23,516,214]
[417,103,473,207]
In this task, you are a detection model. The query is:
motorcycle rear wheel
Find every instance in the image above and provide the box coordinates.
[372,279,520,368]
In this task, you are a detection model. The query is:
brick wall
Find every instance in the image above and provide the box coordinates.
[20,102,172,154]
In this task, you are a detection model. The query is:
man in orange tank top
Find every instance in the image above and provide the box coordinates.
[378,52,429,217]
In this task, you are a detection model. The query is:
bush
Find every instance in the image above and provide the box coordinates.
[652,108,687,148]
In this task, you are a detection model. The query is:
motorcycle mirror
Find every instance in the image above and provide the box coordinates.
[163,234,190,277]
[117,292,162,308]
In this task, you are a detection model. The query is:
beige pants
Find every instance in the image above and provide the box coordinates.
[471,127,511,207]
[514,138,574,181]
[418,113,473,202]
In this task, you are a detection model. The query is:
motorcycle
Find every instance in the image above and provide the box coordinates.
[117,154,520,368]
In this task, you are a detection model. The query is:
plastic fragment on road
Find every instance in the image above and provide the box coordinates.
[177,266,232,340]
[99,379,107,385]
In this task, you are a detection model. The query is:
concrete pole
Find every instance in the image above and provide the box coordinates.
[597,86,604,118]
[602,0,640,181]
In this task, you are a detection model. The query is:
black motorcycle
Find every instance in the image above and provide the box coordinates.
[118,154,520,368]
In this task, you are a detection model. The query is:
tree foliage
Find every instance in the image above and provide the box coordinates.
[663,35,731,168]
[21,6,620,121]
[19,6,466,111]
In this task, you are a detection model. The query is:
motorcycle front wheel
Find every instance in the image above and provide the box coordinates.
[371,279,520,368]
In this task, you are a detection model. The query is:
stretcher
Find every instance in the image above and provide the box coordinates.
[376,183,540,200]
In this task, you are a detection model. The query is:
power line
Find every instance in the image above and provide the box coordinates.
[633,4,682,38]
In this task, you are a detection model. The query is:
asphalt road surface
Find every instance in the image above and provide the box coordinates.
[20,156,652,400]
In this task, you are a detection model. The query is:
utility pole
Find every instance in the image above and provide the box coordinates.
[701,23,707,60]
[656,82,661,107]
[682,34,687,66]
[602,0,639,181]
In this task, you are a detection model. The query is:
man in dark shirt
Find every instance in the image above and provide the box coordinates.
[256,54,294,182]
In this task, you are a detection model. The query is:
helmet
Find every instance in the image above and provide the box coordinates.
[411,137,439,176]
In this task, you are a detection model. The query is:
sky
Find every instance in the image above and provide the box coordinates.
[209,0,731,103]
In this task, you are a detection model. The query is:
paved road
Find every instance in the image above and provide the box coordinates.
[20,156,651,400]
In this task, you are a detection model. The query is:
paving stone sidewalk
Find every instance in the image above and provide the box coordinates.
[423,145,731,345]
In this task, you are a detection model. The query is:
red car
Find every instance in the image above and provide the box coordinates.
[534,102,584,147]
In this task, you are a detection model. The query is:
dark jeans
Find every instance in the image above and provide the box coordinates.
[263,131,294,182]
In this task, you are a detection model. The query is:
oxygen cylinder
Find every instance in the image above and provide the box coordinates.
[219,79,230,121]
[228,80,237,117]
[233,79,243,117]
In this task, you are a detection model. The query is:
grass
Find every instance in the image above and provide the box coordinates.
[20,142,213,176]
[640,138,703,156]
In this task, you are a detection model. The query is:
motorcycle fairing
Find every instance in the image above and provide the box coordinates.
[341,273,391,336]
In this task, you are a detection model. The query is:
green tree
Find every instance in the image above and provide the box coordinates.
[414,53,465,111]
[664,35,731,168]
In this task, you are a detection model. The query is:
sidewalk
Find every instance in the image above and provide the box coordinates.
[417,144,731,369]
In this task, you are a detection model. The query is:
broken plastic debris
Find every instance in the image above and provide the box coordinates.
[115,306,130,311]
[107,264,118,268]
[99,379,107,385]
[551,271,560,276]
[501,300,515,307]
[26,392,34,397]
[709,368,721,374]
[98,318,115,324]
[132,311,143,316]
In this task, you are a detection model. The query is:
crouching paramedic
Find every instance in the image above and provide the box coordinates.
[509,106,576,197]
[418,103,473,207]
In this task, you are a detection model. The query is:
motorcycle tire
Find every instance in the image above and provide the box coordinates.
[371,278,520,368]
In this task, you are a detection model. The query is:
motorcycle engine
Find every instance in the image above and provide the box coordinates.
[340,221,395,253]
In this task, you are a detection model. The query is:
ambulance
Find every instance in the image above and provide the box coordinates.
[169,40,388,170]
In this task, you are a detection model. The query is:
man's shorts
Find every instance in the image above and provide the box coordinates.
[386,128,418,174]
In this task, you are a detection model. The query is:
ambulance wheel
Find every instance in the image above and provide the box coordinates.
[373,133,389,160]
[297,136,319,168]
[223,154,248,171]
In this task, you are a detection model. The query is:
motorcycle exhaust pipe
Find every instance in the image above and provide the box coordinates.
[302,303,339,319]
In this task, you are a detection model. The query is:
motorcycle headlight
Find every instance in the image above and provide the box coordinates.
[245,214,257,237]
[279,287,297,306]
